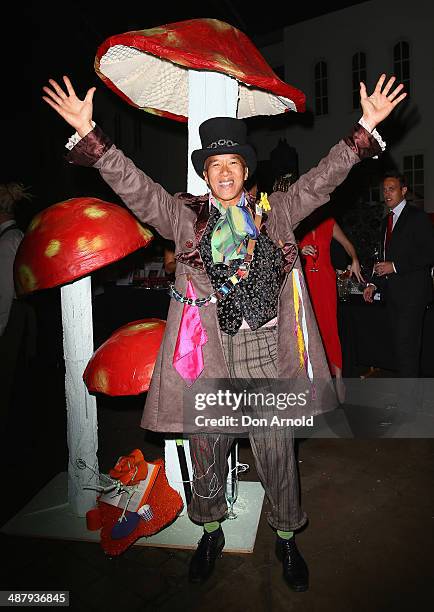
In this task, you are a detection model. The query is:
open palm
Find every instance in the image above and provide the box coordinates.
[42,75,96,136]
[360,74,407,130]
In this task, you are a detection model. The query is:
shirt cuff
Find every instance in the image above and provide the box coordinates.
[65,121,96,150]
[358,117,386,155]
[392,262,397,273]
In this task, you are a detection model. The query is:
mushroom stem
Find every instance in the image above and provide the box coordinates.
[164,69,239,512]
[61,276,99,516]
[187,70,239,195]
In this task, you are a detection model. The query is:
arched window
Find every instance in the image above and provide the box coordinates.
[314,61,328,116]
[352,52,367,110]
[393,41,410,96]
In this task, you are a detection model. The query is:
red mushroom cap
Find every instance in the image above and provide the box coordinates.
[14,197,153,296]
[95,18,305,122]
[83,319,166,396]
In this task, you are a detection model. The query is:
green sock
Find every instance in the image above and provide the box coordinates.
[277,530,294,540]
[204,521,220,533]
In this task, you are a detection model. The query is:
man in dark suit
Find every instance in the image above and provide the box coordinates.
[364,171,434,376]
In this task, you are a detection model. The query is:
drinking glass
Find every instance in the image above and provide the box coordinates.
[309,244,319,272]
[372,243,383,276]
[225,474,239,520]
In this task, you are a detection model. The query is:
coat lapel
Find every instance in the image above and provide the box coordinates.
[176,195,209,270]
[181,195,210,242]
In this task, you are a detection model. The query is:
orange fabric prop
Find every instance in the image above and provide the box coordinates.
[109,449,148,485]
[96,458,183,556]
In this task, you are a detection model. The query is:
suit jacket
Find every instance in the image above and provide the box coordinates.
[377,203,434,308]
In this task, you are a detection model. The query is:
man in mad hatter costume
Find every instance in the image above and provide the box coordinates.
[43,73,406,590]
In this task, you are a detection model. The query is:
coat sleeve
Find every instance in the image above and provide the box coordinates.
[280,124,381,229]
[65,125,178,240]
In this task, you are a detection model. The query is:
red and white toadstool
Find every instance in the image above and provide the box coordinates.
[15,196,153,295]
[94,17,305,122]
[92,17,306,511]
[83,318,166,396]
[13,196,153,516]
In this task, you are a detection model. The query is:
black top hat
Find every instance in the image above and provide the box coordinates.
[191,117,257,178]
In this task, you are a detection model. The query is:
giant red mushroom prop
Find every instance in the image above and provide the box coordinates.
[83,318,166,396]
[82,317,195,509]
[14,196,153,516]
[93,17,305,515]
[15,197,152,293]
[94,17,305,122]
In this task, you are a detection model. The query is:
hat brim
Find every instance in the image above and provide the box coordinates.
[192,144,257,178]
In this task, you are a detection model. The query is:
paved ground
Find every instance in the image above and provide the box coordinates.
[2,394,434,611]
[1,292,434,611]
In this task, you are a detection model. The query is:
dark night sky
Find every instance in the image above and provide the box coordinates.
[3,1,370,195]
[66,1,370,41]
[34,1,370,43]
[18,1,370,110]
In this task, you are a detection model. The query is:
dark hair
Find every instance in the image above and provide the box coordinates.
[383,170,407,188]
[0,182,32,214]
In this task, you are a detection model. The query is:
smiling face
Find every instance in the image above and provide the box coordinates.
[203,154,248,207]
[383,177,407,210]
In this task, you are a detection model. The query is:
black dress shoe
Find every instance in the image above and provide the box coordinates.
[188,527,225,583]
[275,536,309,592]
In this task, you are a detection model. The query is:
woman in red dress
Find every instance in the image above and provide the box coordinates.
[299,217,363,402]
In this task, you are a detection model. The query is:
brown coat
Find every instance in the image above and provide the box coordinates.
[67,124,380,432]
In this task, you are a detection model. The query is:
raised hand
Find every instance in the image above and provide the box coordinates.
[42,76,96,138]
[360,74,407,131]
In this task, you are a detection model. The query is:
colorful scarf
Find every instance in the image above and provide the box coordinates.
[210,193,259,264]
[172,279,208,386]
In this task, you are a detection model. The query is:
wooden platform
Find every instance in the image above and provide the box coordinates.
[1,472,265,554]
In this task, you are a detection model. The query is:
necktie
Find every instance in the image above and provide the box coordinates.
[385,210,394,249]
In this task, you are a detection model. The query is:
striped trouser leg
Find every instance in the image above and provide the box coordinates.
[223,328,307,532]
[187,433,234,523]
[249,427,306,531]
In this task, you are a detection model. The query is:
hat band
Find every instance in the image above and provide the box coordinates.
[207,139,239,149]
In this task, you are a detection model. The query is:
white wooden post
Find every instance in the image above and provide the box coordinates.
[164,70,239,510]
[61,276,99,516]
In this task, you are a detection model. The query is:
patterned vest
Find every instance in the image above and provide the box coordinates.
[199,205,284,335]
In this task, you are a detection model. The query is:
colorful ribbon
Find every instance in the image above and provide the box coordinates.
[292,269,313,381]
